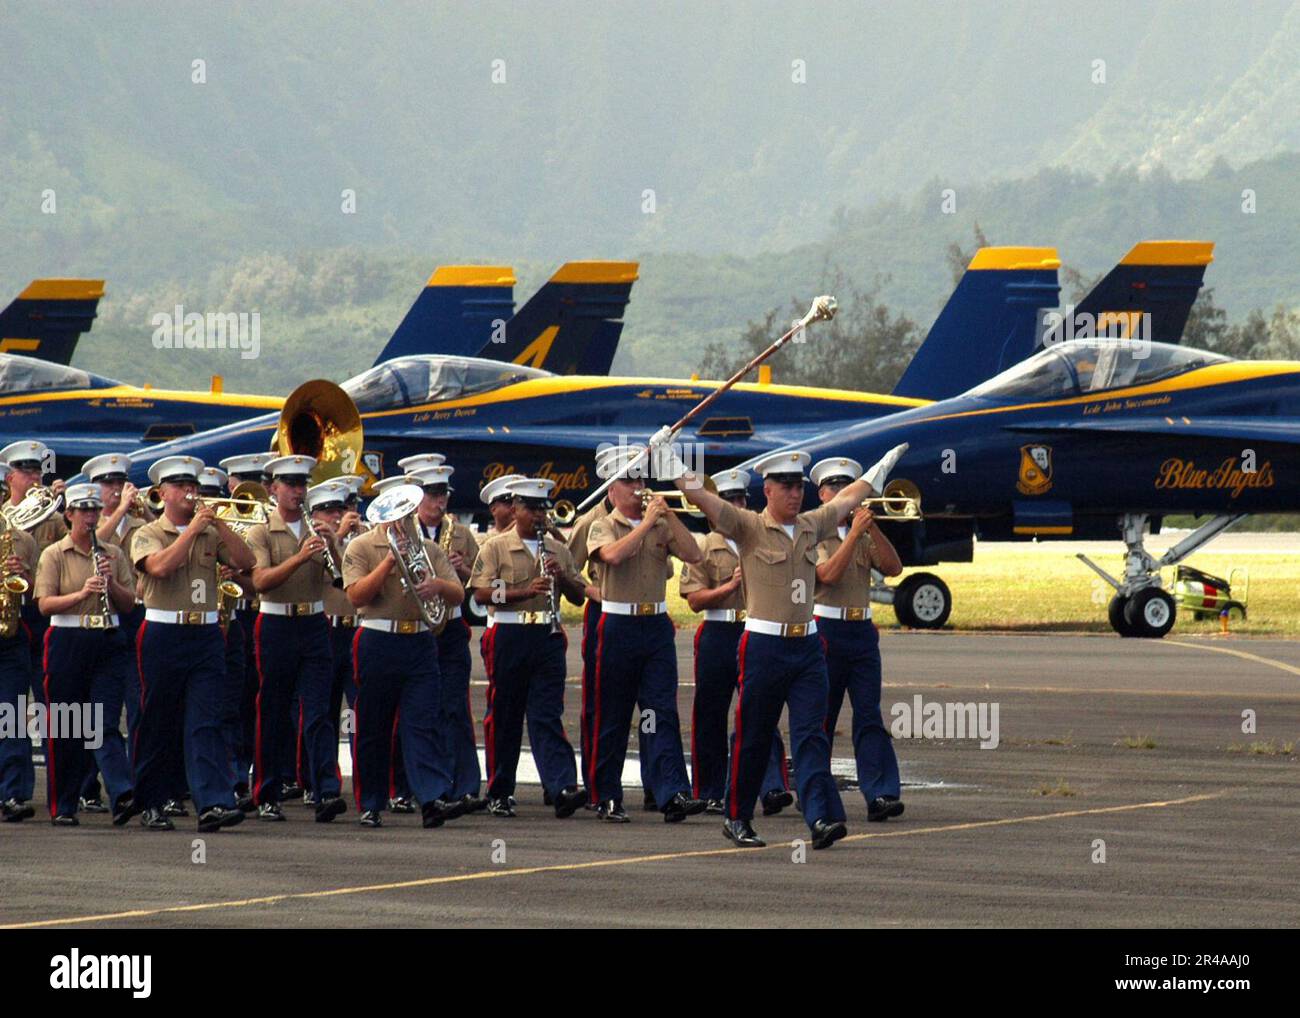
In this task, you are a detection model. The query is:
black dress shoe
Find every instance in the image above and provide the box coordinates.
[198,805,245,832]
[112,794,142,827]
[459,794,489,814]
[257,802,285,822]
[642,793,658,812]
[303,790,318,807]
[867,796,905,822]
[162,799,189,818]
[422,799,452,828]
[597,799,629,823]
[280,782,303,800]
[315,795,347,823]
[761,789,794,816]
[388,796,415,814]
[553,785,586,819]
[140,808,175,831]
[662,792,707,823]
[810,818,848,850]
[722,818,766,848]
[359,810,383,828]
[542,789,554,806]
[486,796,516,818]
[51,814,80,827]
[2,797,35,822]
[79,797,108,814]
[235,793,255,814]
[704,798,726,815]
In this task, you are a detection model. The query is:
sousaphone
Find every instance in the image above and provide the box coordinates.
[275,379,364,485]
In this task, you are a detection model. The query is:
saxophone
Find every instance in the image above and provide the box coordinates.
[0,522,29,639]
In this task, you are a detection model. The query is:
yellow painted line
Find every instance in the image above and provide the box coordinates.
[1166,639,1300,678]
[0,791,1224,929]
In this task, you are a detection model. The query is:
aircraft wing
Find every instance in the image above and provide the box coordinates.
[1004,417,1300,445]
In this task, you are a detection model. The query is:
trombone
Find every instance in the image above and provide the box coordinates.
[185,481,273,534]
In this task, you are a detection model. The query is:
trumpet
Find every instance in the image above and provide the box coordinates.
[634,475,717,517]
[549,499,577,527]
[856,493,922,520]
[185,481,273,534]
[138,486,165,514]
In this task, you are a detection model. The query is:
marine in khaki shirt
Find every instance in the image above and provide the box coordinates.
[1,524,39,629]
[132,513,255,613]
[342,527,461,623]
[36,533,135,618]
[586,490,700,606]
[469,526,585,615]
[678,531,746,614]
[245,507,341,606]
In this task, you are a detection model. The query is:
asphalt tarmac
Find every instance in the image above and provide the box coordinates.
[2,630,1297,928]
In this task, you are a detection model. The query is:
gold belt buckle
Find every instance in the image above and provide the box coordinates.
[340,615,356,628]
[395,620,420,635]
[82,614,105,630]
[634,602,656,616]
[845,607,866,621]
[520,611,539,625]
[735,609,747,622]
[785,622,808,638]
[294,601,314,616]
[184,610,204,625]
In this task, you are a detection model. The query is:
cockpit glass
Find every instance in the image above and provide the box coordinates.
[343,356,550,411]
[0,357,94,394]
[966,341,1230,400]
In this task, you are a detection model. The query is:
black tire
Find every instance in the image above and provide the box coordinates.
[1224,601,1247,622]
[1108,594,1138,637]
[1123,588,1176,639]
[892,572,952,629]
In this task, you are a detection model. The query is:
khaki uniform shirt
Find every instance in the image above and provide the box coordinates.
[713,501,840,624]
[35,536,133,616]
[104,513,148,584]
[567,501,608,591]
[245,508,340,605]
[418,518,480,580]
[587,508,674,604]
[5,527,40,585]
[341,527,457,622]
[678,532,745,612]
[814,525,878,608]
[132,516,246,612]
[469,528,581,614]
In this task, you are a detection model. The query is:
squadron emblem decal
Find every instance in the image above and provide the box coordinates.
[1017,444,1053,495]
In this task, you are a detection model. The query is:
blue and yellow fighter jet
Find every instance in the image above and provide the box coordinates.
[739,332,1298,638]
[0,261,638,473]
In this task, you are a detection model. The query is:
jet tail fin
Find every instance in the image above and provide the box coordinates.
[479,261,638,375]
[892,248,1060,401]
[1066,241,1213,346]
[373,265,515,366]
[0,279,105,364]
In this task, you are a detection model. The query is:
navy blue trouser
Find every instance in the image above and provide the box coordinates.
[351,627,449,814]
[579,602,652,799]
[80,603,144,801]
[822,619,900,801]
[690,620,788,801]
[297,621,355,793]
[588,612,691,809]
[134,621,234,812]
[252,613,339,805]
[219,617,247,794]
[42,627,135,818]
[0,631,34,802]
[481,622,576,800]
[438,616,481,799]
[21,601,47,676]
[727,630,845,829]
[234,606,259,792]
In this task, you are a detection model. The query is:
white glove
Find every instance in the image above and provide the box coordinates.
[647,425,675,449]
[651,444,690,482]
[863,443,909,494]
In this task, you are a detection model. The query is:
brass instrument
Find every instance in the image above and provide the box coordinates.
[216,570,243,631]
[186,481,272,535]
[140,486,165,514]
[858,478,923,520]
[1,484,65,531]
[275,379,364,485]
[550,499,577,527]
[87,529,116,627]
[634,475,718,517]
[366,483,447,634]
[0,521,29,639]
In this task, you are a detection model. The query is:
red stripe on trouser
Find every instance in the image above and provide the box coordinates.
[251,613,268,805]
[690,623,703,798]
[481,627,496,792]
[586,614,607,804]
[350,628,363,810]
[388,710,401,798]
[727,631,750,821]
[296,699,306,789]
[579,601,593,764]
[131,621,148,769]
[42,628,56,818]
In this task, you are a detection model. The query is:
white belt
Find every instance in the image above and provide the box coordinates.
[492,610,556,626]
[360,618,429,635]
[813,604,872,621]
[259,600,325,617]
[144,609,219,625]
[448,605,461,620]
[702,609,747,623]
[602,600,667,616]
[744,617,817,638]
[50,613,120,629]
[485,615,496,629]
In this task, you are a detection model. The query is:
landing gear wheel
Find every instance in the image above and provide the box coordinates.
[1122,588,1176,639]
[893,572,952,629]
[1224,601,1247,622]
[1107,594,1138,637]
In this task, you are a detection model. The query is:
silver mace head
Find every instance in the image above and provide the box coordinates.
[804,294,838,325]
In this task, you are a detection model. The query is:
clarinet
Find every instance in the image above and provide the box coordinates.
[88,529,114,625]
[539,512,563,635]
